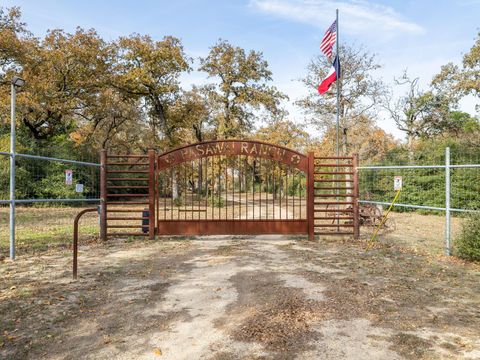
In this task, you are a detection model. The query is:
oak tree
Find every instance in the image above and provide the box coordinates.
[199,40,287,139]
[297,44,385,155]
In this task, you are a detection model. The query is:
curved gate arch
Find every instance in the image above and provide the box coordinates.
[156,140,310,236]
[157,140,308,172]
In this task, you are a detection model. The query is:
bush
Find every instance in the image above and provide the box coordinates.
[208,194,224,208]
[173,197,183,207]
[455,213,480,262]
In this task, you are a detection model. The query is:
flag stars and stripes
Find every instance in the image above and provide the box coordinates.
[320,20,337,58]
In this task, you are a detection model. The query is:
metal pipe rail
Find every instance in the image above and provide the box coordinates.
[359,200,480,213]
[0,151,100,167]
[0,198,100,204]
[73,207,98,279]
[358,164,480,170]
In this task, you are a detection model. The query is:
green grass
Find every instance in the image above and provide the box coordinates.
[0,206,99,256]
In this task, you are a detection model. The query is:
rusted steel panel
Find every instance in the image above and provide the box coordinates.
[148,149,156,239]
[314,178,353,182]
[157,140,308,172]
[313,156,359,238]
[107,194,148,197]
[100,150,107,241]
[353,153,360,239]
[107,155,148,158]
[108,232,149,236]
[106,177,149,181]
[314,208,353,213]
[314,156,352,160]
[106,201,149,205]
[156,219,308,235]
[314,232,354,235]
[107,185,149,189]
[106,162,149,166]
[315,163,354,167]
[107,170,149,174]
[107,209,147,212]
[307,152,315,241]
[314,171,354,175]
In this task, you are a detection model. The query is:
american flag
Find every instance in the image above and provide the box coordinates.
[320,20,337,58]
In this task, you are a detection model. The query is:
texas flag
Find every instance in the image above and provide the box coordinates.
[318,55,341,95]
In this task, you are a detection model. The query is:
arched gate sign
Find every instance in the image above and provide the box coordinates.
[99,140,359,241]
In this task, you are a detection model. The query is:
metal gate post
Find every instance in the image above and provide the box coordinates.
[445,147,451,256]
[100,149,107,241]
[353,153,360,239]
[307,151,315,241]
[148,149,156,239]
[9,82,16,260]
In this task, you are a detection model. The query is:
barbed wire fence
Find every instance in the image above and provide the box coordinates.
[358,147,480,256]
[0,149,100,259]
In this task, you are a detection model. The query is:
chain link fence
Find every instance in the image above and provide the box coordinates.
[0,150,100,259]
[358,147,480,256]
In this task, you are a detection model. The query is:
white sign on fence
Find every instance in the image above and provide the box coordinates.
[65,170,73,185]
[75,183,84,193]
[394,176,402,191]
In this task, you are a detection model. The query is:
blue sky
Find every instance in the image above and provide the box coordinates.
[4,0,480,139]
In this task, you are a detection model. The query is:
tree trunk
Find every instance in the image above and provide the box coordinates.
[407,133,415,162]
[197,162,203,195]
[172,170,179,200]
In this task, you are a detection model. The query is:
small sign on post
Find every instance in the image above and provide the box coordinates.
[65,170,73,185]
[394,176,402,191]
[75,183,84,193]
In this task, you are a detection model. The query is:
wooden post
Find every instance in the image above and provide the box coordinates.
[100,149,107,241]
[148,149,156,239]
[307,151,315,241]
[353,153,360,239]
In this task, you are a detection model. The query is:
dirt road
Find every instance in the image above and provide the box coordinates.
[1,236,479,359]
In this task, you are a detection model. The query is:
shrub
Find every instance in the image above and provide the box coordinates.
[173,197,183,207]
[455,213,480,262]
[208,194,224,208]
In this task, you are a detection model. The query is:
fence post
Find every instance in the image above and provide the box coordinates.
[445,147,451,256]
[353,153,360,239]
[100,149,107,241]
[9,83,16,260]
[148,149,156,239]
[307,151,315,241]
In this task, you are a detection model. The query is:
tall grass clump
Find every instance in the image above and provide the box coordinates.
[455,213,480,262]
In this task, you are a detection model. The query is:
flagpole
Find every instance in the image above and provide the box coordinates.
[335,9,340,231]
[335,8,340,157]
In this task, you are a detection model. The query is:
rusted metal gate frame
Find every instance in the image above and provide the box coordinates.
[311,154,360,239]
[99,141,359,240]
[100,150,156,240]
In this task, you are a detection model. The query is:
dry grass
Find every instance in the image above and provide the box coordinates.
[0,206,99,257]
[0,205,469,260]
[1,236,479,359]
[362,211,465,256]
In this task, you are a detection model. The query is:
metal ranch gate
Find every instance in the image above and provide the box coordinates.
[99,140,359,241]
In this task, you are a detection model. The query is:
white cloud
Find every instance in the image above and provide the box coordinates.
[249,0,425,40]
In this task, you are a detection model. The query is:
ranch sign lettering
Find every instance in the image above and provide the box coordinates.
[157,140,308,171]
